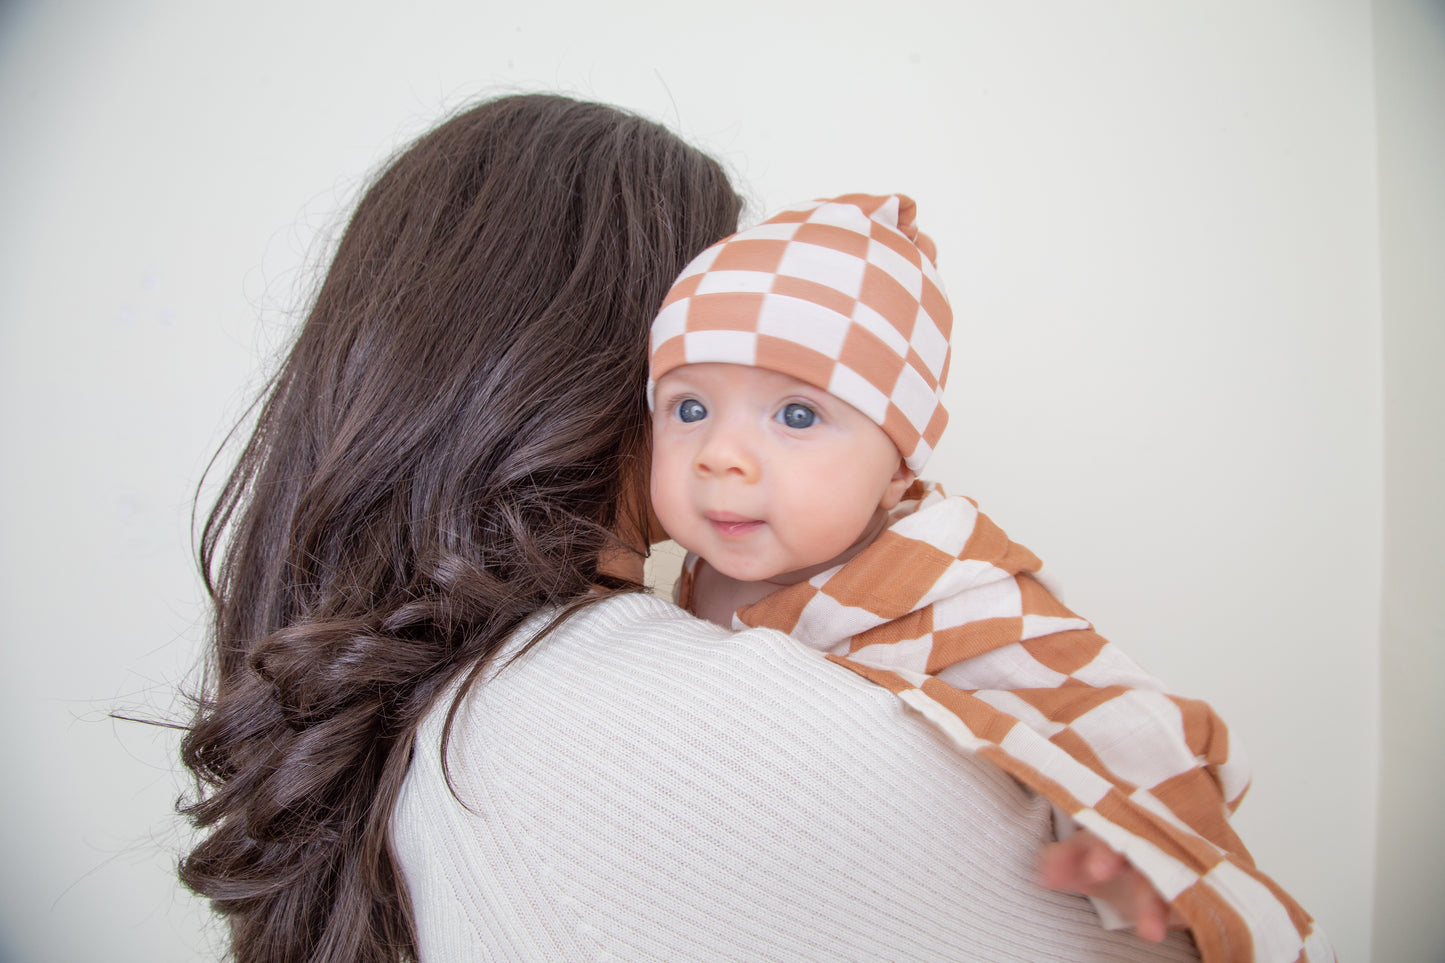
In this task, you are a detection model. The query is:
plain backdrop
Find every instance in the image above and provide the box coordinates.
[1,2,1440,961]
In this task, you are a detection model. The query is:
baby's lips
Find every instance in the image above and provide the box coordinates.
[704,510,765,537]
[704,510,759,525]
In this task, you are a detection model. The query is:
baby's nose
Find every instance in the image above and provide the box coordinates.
[695,425,760,482]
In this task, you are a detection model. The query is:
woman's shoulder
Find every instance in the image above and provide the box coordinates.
[476,590,902,728]
[407,590,886,788]
[394,589,1200,962]
[425,591,886,744]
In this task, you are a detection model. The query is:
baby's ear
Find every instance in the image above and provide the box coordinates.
[879,460,916,511]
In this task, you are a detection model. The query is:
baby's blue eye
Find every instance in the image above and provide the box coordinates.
[779,403,817,429]
[677,399,707,423]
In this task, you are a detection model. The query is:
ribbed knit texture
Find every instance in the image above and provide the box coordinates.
[391,592,1200,962]
[707,482,1329,962]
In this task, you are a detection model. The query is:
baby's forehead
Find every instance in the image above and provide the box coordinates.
[656,362,818,394]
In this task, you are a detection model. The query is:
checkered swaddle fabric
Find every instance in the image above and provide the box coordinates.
[678,481,1333,963]
[648,194,951,472]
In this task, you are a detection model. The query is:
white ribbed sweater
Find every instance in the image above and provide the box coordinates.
[391,592,1198,962]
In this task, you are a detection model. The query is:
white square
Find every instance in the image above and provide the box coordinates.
[1068,690,1193,789]
[790,592,879,653]
[683,329,756,366]
[904,437,932,469]
[695,269,777,296]
[849,633,938,676]
[809,201,873,233]
[651,300,688,349]
[973,689,1066,738]
[826,364,889,423]
[891,496,976,555]
[909,312,950,376]
[849,300,912,355]
[890,367,939,432]
[936,640,1070,689]
[777,242,865,296]
[1071,646,1161,690]
[932,572,1023,624]
[757,294,851,356]
[867,237,923,296]
[999,723,1112,806]
[1018,613,1093,640]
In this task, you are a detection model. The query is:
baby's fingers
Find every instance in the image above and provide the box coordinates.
[1133,885,1171,942]
[1036,833,1093,891]
[1038,829,1185,942]
[1081,835,1127,883]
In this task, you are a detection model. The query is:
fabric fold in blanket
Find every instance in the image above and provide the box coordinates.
[677,480,1332,963]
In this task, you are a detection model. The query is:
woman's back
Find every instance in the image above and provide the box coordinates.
[177,95,742,962]
[393,592,1200,962]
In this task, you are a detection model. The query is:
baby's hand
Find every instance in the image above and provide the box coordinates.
[1037,829,1185,942]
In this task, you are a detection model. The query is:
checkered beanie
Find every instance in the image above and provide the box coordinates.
[648,193,951,472]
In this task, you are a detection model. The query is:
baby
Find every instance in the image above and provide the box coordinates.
[646,195,1331,962]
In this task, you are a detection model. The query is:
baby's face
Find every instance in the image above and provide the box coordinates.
[650,363,910,583]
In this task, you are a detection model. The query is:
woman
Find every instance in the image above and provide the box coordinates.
[180,93,1199,962]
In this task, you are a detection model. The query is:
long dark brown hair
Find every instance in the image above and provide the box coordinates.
[179,93,740,963]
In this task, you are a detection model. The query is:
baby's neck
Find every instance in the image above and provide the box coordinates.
[690,509,891,629]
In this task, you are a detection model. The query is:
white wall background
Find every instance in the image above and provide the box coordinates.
[0,2,1437,961]
[1370,1,1445,962]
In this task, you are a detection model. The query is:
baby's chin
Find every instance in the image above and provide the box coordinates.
[704,557,783,584]
[710,554,835,587]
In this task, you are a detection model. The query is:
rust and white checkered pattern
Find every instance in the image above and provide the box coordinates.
[648,194,952,472]
[676,481,1333,963]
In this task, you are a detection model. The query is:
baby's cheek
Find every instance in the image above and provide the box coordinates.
[788,501,854,556]
[648,455,687,533]
[819,483,880,544]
